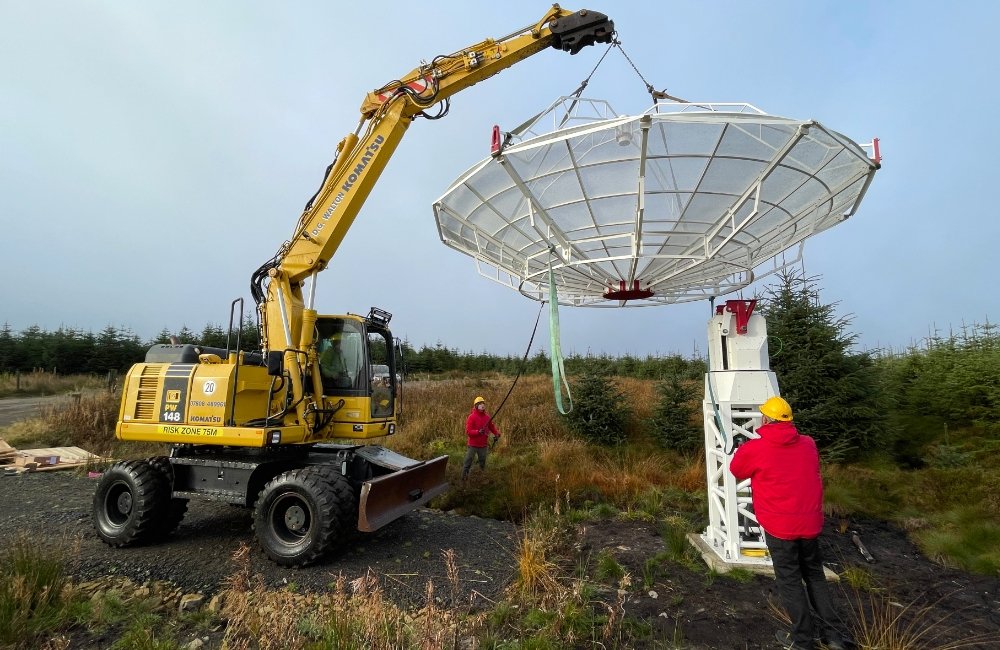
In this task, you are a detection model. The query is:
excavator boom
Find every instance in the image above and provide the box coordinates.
[103,6,614,567]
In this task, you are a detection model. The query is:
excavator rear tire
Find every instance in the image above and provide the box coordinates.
[253,464,355,567]
[148,456,189,536]
[93,460,168,547]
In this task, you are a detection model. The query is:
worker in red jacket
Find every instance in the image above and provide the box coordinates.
[463,395,500,480]
[730,396,849,650]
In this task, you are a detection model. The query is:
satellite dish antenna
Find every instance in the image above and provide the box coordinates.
[433,95,881,570]
[433,97,879,306]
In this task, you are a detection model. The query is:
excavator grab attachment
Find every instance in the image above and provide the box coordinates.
[356,450,449,531]
[550,9,614,54]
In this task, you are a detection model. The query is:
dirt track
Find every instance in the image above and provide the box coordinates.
[3,468,999,648]
[0,394,66,426]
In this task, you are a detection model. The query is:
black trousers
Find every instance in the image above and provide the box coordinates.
[462,446,488,477]
[766,534,843,648]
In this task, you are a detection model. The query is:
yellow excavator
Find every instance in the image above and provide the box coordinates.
[93,5,614,566]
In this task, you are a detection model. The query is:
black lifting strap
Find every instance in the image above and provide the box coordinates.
[613,40,689,106]
[498,39,616,154]
[558,38,617,128]
[486,301,546,427]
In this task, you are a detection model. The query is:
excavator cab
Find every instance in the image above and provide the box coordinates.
[310,309,401,438]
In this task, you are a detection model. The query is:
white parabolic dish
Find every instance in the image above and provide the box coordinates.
[433,98,879,307]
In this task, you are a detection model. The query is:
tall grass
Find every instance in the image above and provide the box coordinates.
[847,590,1000,649]
[398,375,706,522]
[220,543,461,650]
[2,387,163,460]
[0,534,79,646]
[0,371,105,398]
[496,504,636,648]
[37,391,120,454]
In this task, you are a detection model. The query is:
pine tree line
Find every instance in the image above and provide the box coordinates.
[0,319,262,375]
[4,275,995,467]
[0,320,706,381]
[398,341,705,380]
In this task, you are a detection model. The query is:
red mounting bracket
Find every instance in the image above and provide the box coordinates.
[603,280,654,301]
[714,299,757,335]
[491,125,502,157]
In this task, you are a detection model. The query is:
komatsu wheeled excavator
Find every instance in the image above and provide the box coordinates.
[92,6,614,567]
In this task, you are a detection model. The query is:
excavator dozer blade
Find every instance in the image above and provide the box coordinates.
[357,455,449,532]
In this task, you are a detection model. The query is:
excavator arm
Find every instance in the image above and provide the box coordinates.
[280,6,611,285]
[107,6,614,556]
[253,5,614,428]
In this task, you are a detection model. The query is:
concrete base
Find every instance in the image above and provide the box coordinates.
[687,533,839,581]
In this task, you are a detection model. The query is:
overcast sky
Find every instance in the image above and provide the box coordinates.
[2,1,996,357]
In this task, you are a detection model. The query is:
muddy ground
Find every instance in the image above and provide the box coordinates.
[577,517,1000,648]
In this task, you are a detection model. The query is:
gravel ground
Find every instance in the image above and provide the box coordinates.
[0,471,517,607]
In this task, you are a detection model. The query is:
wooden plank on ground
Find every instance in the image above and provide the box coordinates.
[6,445,104,474]
[0,438,18,465]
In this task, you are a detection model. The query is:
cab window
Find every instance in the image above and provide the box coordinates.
[316,320,364,393]
[368,330,394,418]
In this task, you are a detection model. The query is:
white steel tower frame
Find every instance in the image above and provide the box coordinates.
[701,299,778,566]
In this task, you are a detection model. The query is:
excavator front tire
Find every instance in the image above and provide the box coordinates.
[253,464,355,567]
[148,456,189,536]
[93,460,169,547]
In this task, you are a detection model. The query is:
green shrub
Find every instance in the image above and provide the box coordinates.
[594,549,625,582]
[564,372,630,446]
[648,377,701,452]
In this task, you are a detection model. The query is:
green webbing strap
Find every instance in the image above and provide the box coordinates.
[548,255,573,415]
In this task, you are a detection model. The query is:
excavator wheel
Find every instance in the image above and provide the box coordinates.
[93,460,169,547]
[253,464,355,567]
[148,456,189,536]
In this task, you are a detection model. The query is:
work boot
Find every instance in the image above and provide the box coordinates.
[820,636,849,650]
[774,630,815,650]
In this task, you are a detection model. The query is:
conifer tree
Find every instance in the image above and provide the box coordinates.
[761,272,889,459]
[649,377,702,453]
[564,372,630,446]
[0,323,19,371]
[199,323,226,348]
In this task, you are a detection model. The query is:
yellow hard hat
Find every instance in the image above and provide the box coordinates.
[760,396,793,421]
[473,396,485,406]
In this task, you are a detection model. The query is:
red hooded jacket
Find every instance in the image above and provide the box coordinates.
[465,407,498,448]
[729,420,824,540]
